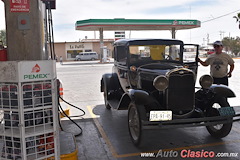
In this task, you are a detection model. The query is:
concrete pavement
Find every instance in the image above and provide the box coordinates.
[57,59,240,160]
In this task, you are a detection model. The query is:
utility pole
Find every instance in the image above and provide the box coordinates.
[219,31,225,40]
[207,33,209,45]
[3,0,47,60]
[99,28,103,62]
[202,38,206,46]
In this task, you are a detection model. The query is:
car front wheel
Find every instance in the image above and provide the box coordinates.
[103,83,111,109]
[128,103,146,146]
[206,97,233,138]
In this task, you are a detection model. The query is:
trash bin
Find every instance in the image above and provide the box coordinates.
[0,49,7,61]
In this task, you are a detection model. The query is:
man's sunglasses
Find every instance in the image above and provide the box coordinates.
[214,45,222,48]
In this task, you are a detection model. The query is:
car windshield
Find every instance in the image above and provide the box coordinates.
[129,44,181,64]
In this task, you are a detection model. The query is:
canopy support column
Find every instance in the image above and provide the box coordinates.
[171,28,176,39]
[99,28,104,62]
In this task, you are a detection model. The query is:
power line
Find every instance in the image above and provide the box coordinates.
[202,9,240,23]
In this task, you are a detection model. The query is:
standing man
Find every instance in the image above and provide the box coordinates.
[59,56,63,65]
[198,41,234,86]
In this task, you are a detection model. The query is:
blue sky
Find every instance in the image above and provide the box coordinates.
[144,0,215,15]
[0,0,240,45]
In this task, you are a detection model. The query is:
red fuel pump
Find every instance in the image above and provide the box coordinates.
[0,44,7,61]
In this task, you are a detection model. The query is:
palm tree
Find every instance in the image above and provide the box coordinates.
[233,13,240,29]
[0,30,6,46]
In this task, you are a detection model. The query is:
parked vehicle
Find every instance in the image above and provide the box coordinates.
[100,39,240,146]
[75,52,98,61]
[206,49,215,55]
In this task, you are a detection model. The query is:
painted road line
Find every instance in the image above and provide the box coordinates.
[87,105,240,158]
[59,103,70,118]
[87,106,119,158]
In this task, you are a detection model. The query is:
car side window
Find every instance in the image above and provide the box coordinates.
[113,48,117,60]
[116,46,127,65]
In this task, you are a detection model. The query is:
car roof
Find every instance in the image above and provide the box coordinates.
[113,38,184,46]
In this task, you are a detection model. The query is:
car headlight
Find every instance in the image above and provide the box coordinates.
[199,75,213,89]
[153,76,168,91]
[130,66,137,72]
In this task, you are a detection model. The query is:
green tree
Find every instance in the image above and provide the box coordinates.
[0,29,6,46]
[233,12,240,29]
[222,37,240,56]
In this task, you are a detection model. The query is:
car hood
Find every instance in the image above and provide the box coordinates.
[137,63,183,76]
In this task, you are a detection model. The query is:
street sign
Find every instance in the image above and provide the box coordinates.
[114,31,125,41]
[10,0,30,12]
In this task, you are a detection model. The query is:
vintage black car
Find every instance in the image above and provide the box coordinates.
[100,39,240,146]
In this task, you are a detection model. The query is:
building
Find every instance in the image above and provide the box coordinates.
[53,39,114,61]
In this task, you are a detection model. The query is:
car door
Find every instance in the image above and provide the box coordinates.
[85,53,90,60]
[113,46,130,92]
[183,44,199,75]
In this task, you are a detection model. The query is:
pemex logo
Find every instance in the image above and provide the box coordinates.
[32,64,40,73]
[173,20,178,25]
[24,63,50,80]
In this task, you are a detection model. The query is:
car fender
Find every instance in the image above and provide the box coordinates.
[118,89,155,110]
[101,73,121,92]
[101,73,112,92]
[210,84,235,98]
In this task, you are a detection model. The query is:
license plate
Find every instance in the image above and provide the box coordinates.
[149,111,172,121]
[218,107,235,116]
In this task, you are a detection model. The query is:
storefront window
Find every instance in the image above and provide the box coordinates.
[67,50,83,58]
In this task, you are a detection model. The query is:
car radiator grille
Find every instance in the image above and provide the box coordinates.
[167,71,195,112]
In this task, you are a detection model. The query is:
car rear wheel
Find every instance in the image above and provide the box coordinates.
[128,103,146,146]
[103,83,111,109]
[206,97,233,138]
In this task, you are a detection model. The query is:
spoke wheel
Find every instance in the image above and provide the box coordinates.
[103,84,111,109]
[128,103,145,146]
[206,97,233,138]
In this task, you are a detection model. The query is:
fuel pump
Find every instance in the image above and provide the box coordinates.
[0,41,7,61]
[0,1,60,160]
[102,46,109,63]
[1,1,80,159]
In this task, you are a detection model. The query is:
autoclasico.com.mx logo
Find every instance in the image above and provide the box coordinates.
[140,149,239,159]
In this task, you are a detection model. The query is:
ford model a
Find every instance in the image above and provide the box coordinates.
[100,39,240,146]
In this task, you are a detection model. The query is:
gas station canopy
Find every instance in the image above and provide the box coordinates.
[75,18,201,62]
[75,18,201,31]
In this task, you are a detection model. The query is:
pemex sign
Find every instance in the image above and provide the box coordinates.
[23,64,50,80]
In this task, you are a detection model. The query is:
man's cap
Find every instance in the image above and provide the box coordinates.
[213,41,223,46]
